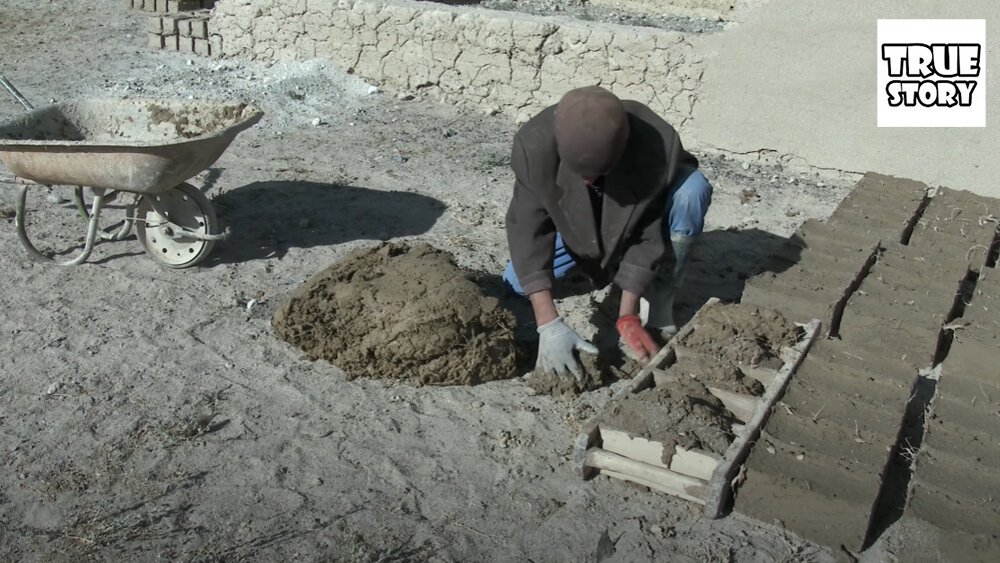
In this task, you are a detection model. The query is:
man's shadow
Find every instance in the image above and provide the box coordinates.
[478,227,804,374]
[673,227,804,324]
[205,180,446,264]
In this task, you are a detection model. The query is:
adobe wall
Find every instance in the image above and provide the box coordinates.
[208,0,704,125]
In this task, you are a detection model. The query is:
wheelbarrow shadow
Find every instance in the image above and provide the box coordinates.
[205,180,446,265]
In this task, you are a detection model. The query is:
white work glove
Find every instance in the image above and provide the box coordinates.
[536,317,599,382]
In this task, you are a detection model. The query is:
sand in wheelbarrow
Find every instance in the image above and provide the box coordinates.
[272,242,520,386]
[147,101,248,139]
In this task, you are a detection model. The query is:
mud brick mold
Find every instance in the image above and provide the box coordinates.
[735,173,1000,556]
[573,298,822,517]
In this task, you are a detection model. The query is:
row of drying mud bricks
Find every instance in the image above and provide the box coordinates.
[147,12,217,55]
[737,173,1000,556]
[124,0,216,12]
[124,0,218,56]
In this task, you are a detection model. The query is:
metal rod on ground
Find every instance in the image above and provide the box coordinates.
[0,75,34,110]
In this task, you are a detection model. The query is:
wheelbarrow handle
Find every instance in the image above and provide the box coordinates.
[0,74,34,110]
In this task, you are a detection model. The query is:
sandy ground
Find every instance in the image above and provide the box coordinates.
[0,1,870,561]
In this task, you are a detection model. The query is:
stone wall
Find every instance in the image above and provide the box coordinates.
[210,0,704,125]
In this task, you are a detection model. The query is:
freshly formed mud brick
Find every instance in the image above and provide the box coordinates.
[907,188,1000,273]
[909,469,1000,536]
[876,245,969,297]
[742,247,866,320]
[845,279,948,331]
[779,371,905,436]
[209,35,222,57]
[924,410,1000,468]
[764,409,897,468]
[939,340,1000,405]
[839,290,946,348]
[965,270,1000,325]
[811,337,919,389]
[930,394,1000,445]
[147,32,164,49]
[737,444,877,551]
[749,265,848,301]
[917,187,999,240]
[746,436,882,505]
[935,371,1000,414]
[789,353,910,406]
[194,37,211,56]
[739,282,834,324]
[161,15,179,35]
[838,326,931,375]
[795,219,885,254]
[147,15,163,33]
[191,18,208,39]
[829,173,929,241]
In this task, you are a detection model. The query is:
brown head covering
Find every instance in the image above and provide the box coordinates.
[554,86,630,178]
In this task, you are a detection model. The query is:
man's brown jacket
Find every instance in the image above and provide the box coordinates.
[505,100,697,297]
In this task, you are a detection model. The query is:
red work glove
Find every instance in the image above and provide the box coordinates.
[616,314,660,362]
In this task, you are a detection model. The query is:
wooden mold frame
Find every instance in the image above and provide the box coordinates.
[573,297,821,518]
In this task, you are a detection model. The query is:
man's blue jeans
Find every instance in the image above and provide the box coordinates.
[503,167,712,296]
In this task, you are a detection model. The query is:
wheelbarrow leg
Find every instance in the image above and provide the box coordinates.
[16,184,108,266]
[73,186,134,241]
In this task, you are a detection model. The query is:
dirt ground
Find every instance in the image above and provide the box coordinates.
[0,1,871,561]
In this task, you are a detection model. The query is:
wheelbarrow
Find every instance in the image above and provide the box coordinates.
[0,76,263,267]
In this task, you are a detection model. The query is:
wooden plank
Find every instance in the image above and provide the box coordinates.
[707,386,761,423]
[670,446,722,481]
[599,469,707,505]
[600,428,669,469]
[599,430,722,481]
[585,448,708,504]
[703,318,822,518]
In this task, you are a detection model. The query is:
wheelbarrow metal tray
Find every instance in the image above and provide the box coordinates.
[0,98,263,193]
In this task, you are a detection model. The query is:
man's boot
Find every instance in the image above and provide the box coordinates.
[640,232,696,339]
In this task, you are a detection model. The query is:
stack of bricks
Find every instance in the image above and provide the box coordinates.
[148,12,218,56]
[124,0,220,56]
[124,0,216,12]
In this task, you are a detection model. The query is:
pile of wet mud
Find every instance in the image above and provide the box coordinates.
[273,242,520,385]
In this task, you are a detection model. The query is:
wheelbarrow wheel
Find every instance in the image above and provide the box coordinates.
[135,182,219,268]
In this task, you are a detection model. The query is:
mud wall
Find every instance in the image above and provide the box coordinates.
[209,0,704,125]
